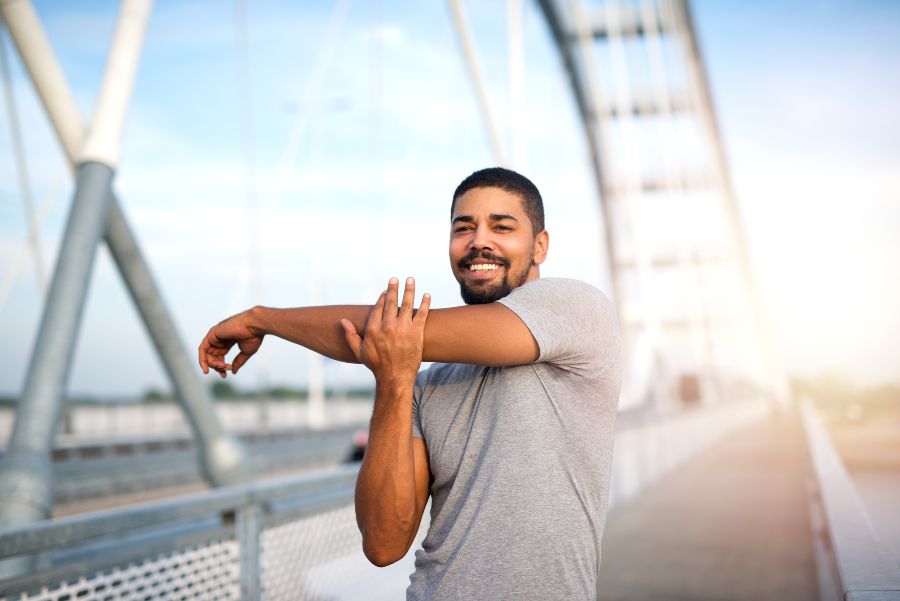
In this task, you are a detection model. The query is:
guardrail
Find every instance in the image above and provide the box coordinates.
[0,464,363,600]
[46,425,364,505]
[0,399,772,600]
[801,402,900,601]
[0,400,375,445]
[609,398,769,509]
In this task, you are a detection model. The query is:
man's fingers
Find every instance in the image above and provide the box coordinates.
[384,277,399,320]
[399,277,415,319]
[198,328,224,374]
[367,292,386,335]
[231,352,251,375]
[205,346,229,369]
[341,318,363,360]
[199,324,236,375]
[414,292,431,326]
[199,338,209,374]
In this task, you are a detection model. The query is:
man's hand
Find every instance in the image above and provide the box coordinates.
[198,309,264,378]
[341,277,431,384]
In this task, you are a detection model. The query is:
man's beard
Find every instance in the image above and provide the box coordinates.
[457,249,532,304]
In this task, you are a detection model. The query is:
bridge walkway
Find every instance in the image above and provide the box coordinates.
[597,410,819,600]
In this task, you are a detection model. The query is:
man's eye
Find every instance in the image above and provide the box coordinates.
[495,225,512,231]
[454,226,472,233]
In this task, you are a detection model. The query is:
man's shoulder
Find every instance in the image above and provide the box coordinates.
[498,276,620,369]
[501,277,614,311]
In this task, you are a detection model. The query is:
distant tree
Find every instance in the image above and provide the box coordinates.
[210,380,239,400]
[141,388,170,404]
[268,386,306,400]
[345,386,375,399]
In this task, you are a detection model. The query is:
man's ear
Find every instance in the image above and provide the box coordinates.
[533,230,549,265]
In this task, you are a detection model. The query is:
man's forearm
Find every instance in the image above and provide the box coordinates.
[354,379,420,566]
[247,305,371,363]
[243,297,539,367]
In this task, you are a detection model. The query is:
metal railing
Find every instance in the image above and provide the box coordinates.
[801,402,900,601]
[608,398,769,509]
[0,399,771,600]
[46,424,363,504]
[0,465,362,600]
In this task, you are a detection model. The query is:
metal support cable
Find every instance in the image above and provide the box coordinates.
[231,0,351,314]
[0,16,45,296]
[266,0,351,218]
[448,0,507,166]
[233,0,268,427]
[234,0,261,311]
[507,0,527,171]
[0,166,66,313]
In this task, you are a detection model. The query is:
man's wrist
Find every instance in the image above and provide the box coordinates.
[246,305,272,337]
[375,377,415,401]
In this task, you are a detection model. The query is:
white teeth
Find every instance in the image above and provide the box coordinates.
[469,264,499,272]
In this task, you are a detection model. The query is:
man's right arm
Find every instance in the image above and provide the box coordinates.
[198,304,370,376]
[199,294,539,377]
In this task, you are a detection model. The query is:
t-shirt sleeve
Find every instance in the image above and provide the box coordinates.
[497,278,620,375]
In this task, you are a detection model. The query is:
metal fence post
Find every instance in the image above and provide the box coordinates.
[236,504,262,601]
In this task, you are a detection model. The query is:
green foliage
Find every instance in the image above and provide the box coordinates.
[210,380,239,399]
[140,388,172,404]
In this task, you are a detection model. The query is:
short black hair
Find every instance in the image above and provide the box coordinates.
[451,167,545,235]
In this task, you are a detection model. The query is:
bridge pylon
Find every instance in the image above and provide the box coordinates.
[537,0,783,409]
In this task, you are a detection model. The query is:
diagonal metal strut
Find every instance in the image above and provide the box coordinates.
[0,0,249,545]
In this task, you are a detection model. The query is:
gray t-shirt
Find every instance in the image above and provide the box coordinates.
[407,277,622,600]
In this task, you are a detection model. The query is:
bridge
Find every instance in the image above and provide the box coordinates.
[1,0,898,599]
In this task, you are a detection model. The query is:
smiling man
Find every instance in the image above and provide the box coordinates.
[198,167,622,600]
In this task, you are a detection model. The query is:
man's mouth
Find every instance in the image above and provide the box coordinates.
[459,251,509,274]
[468,263,501,272]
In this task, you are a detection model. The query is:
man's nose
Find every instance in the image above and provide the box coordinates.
[469,225,495,250]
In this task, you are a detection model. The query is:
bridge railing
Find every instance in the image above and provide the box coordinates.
[46,424,363,505]
[0,399,771,600]
[0,465,362,600]
[801,402,900,601]
[609,398,769,509]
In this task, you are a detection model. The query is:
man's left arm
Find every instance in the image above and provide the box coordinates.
[341,278,433,566]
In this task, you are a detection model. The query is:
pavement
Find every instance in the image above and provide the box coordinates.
[597,410,819,601]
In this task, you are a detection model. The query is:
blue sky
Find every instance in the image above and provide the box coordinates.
[1,0,898,396]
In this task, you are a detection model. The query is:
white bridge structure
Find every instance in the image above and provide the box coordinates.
[1,0,895,599]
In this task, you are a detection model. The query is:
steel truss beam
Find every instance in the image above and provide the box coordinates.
[535,0,782,407]
[0,0,249,554]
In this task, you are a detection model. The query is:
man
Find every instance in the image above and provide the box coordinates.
[198,167,622,600]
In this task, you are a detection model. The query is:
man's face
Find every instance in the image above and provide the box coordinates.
[449,187,548,304]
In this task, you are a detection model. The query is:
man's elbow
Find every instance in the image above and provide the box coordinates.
[362,537,409,567]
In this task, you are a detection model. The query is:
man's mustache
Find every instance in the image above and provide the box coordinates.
[457,250,510,269]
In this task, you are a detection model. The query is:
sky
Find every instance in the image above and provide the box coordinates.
[1,0,898,398]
